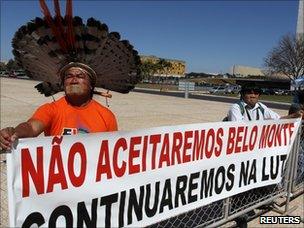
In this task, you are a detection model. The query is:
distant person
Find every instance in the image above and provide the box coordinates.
[226,82,301,121]
[289,90,304,117]
[288,90,304,183]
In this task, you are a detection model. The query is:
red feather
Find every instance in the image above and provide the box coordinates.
[53,0,65,39]
[39,0,67,53]
[65,0,75,51]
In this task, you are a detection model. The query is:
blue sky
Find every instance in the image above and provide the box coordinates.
[0,0,300,74]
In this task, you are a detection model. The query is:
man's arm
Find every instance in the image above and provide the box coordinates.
[280,111,303,119]
[261,103,302,120]
[282,103,304,119]
[0,119,45,151]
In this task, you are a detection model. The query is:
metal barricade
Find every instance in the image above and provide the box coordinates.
[291,121,304,195]
[0,154,8,227]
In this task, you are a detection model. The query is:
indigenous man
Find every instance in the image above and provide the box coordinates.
[0,0,140,151]
[0,63,117,150]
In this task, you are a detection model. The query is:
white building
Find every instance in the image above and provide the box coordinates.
[230,65,264,77]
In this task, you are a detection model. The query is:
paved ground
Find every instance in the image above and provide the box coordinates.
[0,77,302,227]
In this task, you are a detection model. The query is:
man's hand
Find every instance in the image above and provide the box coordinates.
[281,109,304,120]
[0,120,45,152]
[0,127,18,151]
[290,110,304,119]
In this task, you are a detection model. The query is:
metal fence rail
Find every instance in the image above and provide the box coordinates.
[292,123,304,194]
[0,127,303,228]
[0,154,8,227]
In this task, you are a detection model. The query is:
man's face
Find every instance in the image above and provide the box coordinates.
[242,90,260,108]
[63,67,91,97]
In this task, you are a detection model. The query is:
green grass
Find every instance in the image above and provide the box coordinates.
[224,94,292,103]
[255,95,292,103]
[136,83,293,103]
[136,83,178,90]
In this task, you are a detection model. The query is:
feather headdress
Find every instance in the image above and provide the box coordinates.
[12,0,141,96]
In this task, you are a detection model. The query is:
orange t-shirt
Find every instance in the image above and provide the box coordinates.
[30,97,118,136]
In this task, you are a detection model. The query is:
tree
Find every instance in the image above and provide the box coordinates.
[156,58,172,77]
[6,59,19,71]
[139,60,158,81]
[140,58,173,84]
[0,62,6,71]
[264,34,304,80]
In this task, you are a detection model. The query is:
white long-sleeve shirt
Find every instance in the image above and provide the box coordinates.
[228,101,280,121]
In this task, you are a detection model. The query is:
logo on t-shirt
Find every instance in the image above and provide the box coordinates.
[62,127,90,135]
[62,128,78,135]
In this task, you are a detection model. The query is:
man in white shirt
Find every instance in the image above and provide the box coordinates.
[227,83,300,121]
[227,83,302,227]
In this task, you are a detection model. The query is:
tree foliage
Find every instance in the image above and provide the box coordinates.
[4,59,20,71]
[156,58,172,76]
[140,58,173,80]
[264,34,304,80]
[0,62,6,71]
[139,60,157,79]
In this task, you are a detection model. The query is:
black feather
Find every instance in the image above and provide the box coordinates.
[12,14,140,95]
[34,82,63,97]
[73,16,83,26]
[109,32,120,40]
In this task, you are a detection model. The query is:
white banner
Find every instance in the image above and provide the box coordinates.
[7,119,301,227]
